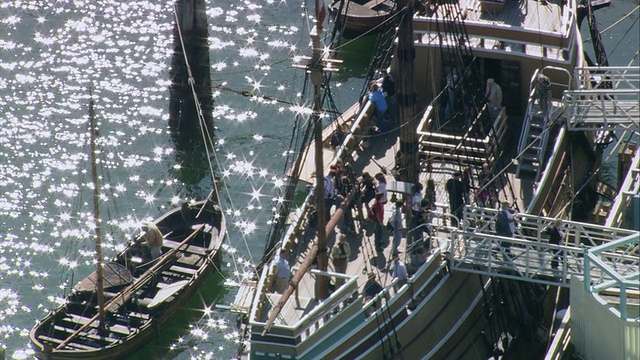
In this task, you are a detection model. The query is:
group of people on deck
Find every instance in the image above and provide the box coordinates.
[271,69,562,297]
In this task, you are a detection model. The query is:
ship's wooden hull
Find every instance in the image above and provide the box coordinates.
[29,198,226,359]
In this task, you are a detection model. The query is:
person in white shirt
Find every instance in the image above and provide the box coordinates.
[389,200,404,256]
[485,78,503,119]
[273,249,291,293]
[391,256,408,287]
[323,169,336,222]
[374,172,387,204]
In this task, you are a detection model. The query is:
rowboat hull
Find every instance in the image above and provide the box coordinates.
[29,197,226,359]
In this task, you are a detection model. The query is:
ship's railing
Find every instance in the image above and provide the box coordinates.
[416,103,508,166]
[413,0,577,64]
[449,206,638,287]
[544,307,572,360]
[249,250,447,358]
[249,99,377,327]
[585,232,640,320]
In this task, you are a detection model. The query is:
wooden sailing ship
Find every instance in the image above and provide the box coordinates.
[29,99,226,359]
[237,0,638,359]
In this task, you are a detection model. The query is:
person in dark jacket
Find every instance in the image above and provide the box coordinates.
[380,69,396,123]
[544,219,564,269]
[495,201,516,260]
[445,171,465,227]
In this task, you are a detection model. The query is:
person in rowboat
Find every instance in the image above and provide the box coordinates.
[141,222,164,260]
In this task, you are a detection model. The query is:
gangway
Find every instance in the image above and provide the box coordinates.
[564,66,639,132]
[449,206,638,288]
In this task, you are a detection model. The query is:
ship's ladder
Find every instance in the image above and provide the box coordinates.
[449,206,638,288]
[516,67,572,180]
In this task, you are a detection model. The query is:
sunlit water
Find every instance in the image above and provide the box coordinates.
[0,0,637,359]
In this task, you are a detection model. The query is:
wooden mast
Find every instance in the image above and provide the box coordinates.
[311,0,329,301]
[89,92,106,332]
[261,1,350,334]
[397,0,418,185]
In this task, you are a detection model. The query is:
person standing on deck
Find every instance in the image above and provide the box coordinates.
[324,169,337,222]
[485,78,503,119]
[461,167,473,205]
[496,201,517,260]
[406,183,424,243]
[374,172,387,205]
[379,69,397,124]
[544,219,565,269]
[273,249,291,293]
[330,124,348,150]
[389,199,404,256]
[359,172,377,214]
[336,175,356,234]
[445,171,465,227]
[141,222,163,260]
[331,234,351,288]
[535,73,552,118]
[391,256,408,288]
[363,273,383,303]
[368,192,385,252]
[368,82,387,132]
[477,162,496,208]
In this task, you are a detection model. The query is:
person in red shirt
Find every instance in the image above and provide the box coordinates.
[368,192,385,251]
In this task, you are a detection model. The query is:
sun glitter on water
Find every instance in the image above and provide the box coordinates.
[0,0,329,359]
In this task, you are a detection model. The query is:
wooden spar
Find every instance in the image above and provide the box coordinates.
[55,224,205,350]
[397,0,418,184]
[311,0,329,301]
[262,191,356,335]
[88,93,106,332]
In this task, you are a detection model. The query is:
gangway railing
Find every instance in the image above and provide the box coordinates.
[585,232,640,319]
[565,66,640,132]
[448,206,637,287]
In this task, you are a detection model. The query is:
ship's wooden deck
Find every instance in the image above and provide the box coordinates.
[457,0,564,33]
[267,126,528,325]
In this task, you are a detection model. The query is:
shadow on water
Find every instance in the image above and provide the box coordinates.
[169,0,216,198]
[124,270,228,360]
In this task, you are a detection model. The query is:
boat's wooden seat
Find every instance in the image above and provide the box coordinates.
[38,334,97,351]
[61,314,133,336]
[171,264,198,275]
[52,325,122,343]
[163,239,208,256]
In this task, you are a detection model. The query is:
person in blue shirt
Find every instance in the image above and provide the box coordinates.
[368,82,387,131]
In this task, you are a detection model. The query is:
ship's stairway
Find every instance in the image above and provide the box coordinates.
[516,67,571,179]
[449,206,638,289]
